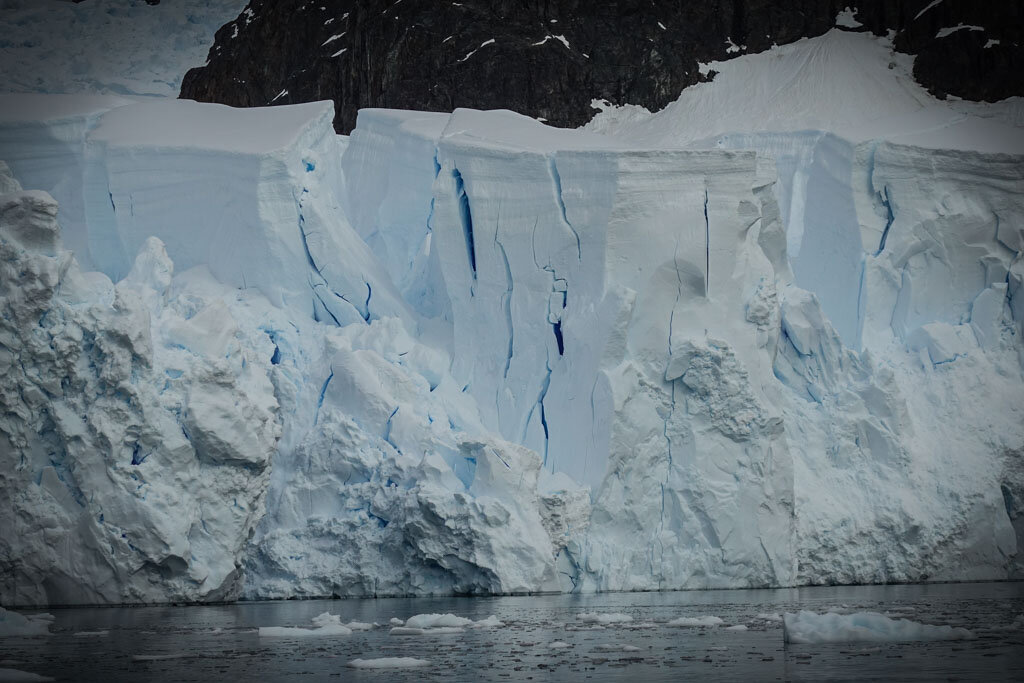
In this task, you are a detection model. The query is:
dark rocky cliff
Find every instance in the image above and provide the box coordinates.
[179,0,1022,134]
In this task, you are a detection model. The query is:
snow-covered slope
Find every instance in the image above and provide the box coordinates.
[0,0,247,98]
[0,29,1021,605]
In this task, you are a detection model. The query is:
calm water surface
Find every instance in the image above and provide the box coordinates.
[2,581,1022,681]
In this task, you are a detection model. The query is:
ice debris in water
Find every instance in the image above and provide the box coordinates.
[258,612,353,637]
[348,658,431,669]
[0,609,53,637]
[783,611,975,644]
[392,614,506,635]
[666,616,724,627]
[593,643,642,652]
[577,612,634,625]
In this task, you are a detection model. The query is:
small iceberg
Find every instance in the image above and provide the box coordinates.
[666,615,724,627]
[258,612,353,637]
[783,611,974,644]
[347,658,430,669]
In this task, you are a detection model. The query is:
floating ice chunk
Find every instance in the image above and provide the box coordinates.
[344,621,375,631]
[404,613,474,629]
[757,613,783,622]
[258,612,352,637]
[0,609,52,637]
[577,612,633,625]
[0,669,54,682]
[594,643,642,652]
[988,615,1024,631]
[389,627,426,636]
[468,615,506,629]
[348,658,430,669]
[667,616,724,627]
[725,624,748,631]
[548,641,572,649]
[783,611,975,644]
[389,618,405,626]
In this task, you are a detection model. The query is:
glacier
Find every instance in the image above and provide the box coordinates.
[0,29,1022,605]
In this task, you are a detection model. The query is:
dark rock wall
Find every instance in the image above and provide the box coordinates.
[179,0,1022,134]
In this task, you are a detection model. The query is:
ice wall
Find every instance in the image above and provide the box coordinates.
[2,25,1023,603]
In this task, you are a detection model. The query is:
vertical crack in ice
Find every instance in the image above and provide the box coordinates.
[523,353,553,467]
[668,213,685,356]
[703,185,710,296]
[311,285,341,326]
[654,380,676,584]
[383,406,401,454]
[538,357,552,468]
[313,366,334,426]
[452,167,477,281]
[552,321,564,355]
[495,236,515,379]
[363,282,372,322]
[426,149,441,232]
[855,254,867,342]
[548,156,581,260]
[875,185,895,255]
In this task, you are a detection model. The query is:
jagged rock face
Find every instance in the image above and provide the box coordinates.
[179,0,1022,134]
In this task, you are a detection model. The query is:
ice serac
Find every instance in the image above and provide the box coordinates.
[0,162,281,605]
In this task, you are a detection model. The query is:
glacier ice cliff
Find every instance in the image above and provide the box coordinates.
[0,30,1022,605]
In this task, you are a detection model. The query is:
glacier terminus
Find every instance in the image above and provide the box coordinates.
[0,28,1022,608]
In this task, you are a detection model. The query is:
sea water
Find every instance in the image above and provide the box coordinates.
[2,581,1021,681]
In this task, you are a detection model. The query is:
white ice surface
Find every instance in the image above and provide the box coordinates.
[783,611,974,644]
